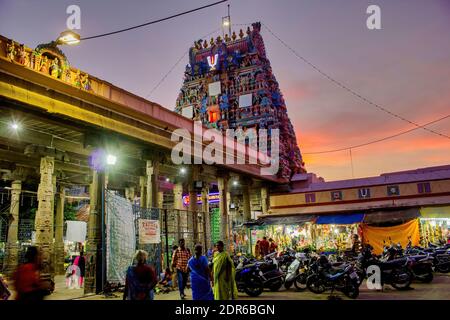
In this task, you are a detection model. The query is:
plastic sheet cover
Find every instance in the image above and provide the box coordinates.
[106,191,136,284]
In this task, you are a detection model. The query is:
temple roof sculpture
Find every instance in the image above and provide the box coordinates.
[174,22,306,179]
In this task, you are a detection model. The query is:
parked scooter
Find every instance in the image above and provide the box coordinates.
[284,252,308,289]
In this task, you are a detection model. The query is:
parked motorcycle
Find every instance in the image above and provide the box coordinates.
[306,255,360,299]
[359,245,413,290]
[235,257,264,297]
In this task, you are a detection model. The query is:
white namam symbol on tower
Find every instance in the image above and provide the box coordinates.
[207,54,219,70]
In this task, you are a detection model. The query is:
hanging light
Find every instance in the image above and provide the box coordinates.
[106,154,117,165]
[57,30,81,45]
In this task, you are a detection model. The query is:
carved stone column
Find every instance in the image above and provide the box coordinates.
[173,183,183,210]
[34,156,55,278]
[201,185,210,249]
[4,180,21,276]
[261,186,268,215]
[157,191,164,209]
[146,160,159,208]
[242,182,251,222]
[189,166,200,244]
[139,176,147,208]
[218,176,229,248]
[125,187,135,203]
[84,170,101,294]
[54,184,65,275]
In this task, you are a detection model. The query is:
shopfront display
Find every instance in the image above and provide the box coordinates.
[419,206,450,246]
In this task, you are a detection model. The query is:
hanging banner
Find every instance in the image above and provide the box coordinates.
[138,219,161,244]
[361,219,420,255]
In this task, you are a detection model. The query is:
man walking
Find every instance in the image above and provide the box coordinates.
[171,239,191,299]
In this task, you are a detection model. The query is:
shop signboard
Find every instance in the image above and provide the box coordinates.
[138,219,161,244]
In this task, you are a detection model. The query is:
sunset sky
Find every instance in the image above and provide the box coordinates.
[1,0,449,181]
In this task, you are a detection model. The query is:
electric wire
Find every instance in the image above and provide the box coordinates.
[303,113,450,154]
[262,22,450,141]
[80,0,228,41]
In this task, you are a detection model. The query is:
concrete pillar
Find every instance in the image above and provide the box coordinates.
[146,160,159,208]
[218,176,229,248]
[35,156,55,278]
[84,170,101,294]
[201,186,210,249]
[4,180,21,276]
[139,176,147,208]
[54,184,65,275]
[261,186,268,215]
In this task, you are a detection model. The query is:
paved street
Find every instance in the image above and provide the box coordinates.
[8,273,449,300]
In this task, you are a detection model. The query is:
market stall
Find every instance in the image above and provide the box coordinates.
[419,206,450,246]
[313,213,364,253]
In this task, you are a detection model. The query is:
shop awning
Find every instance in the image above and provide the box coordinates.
[315,213,364,225]
[258,215,316,226]
[420,206,450,218]
[363,208,420,224]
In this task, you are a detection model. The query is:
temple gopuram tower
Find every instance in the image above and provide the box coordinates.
[175,22,306,179]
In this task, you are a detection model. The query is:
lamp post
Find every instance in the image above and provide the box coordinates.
[222,4,231,36]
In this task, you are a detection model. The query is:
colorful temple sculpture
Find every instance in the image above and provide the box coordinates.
[174,22,306,179]
[4,38,91,91]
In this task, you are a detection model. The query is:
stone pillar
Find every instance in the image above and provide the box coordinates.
[4,180,21,276]
[34,156,55,278]
[218,176,229,248]
[146,160,159,208]
[201,186,210,249]
[84,170,101,294]
[125,187,135,203]
[242,183,251,222]
[139,176,147,208]
[173,182,183,241]
[173,183,183,210]
[189,166,199,244]
[261,186,268,215]
[54,184,65,275]
[157,191,164,209]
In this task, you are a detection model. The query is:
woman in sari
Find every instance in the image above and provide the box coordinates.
[212,241,238,300]
[187,244,213,300]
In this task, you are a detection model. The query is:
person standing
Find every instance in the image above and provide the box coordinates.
[171,239,191,299]
[212,241,238,300]
[269,238,278,254]
[123,250,157,300]
[13,246,51,300]
[188,244,213,300]
[73,251,86,288]
[259,236,270,257]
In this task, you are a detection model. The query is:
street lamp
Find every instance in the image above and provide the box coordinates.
[56,30,81,45]
[9,122,20,131]
[106,154,117,166]
[180,167,186,175]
